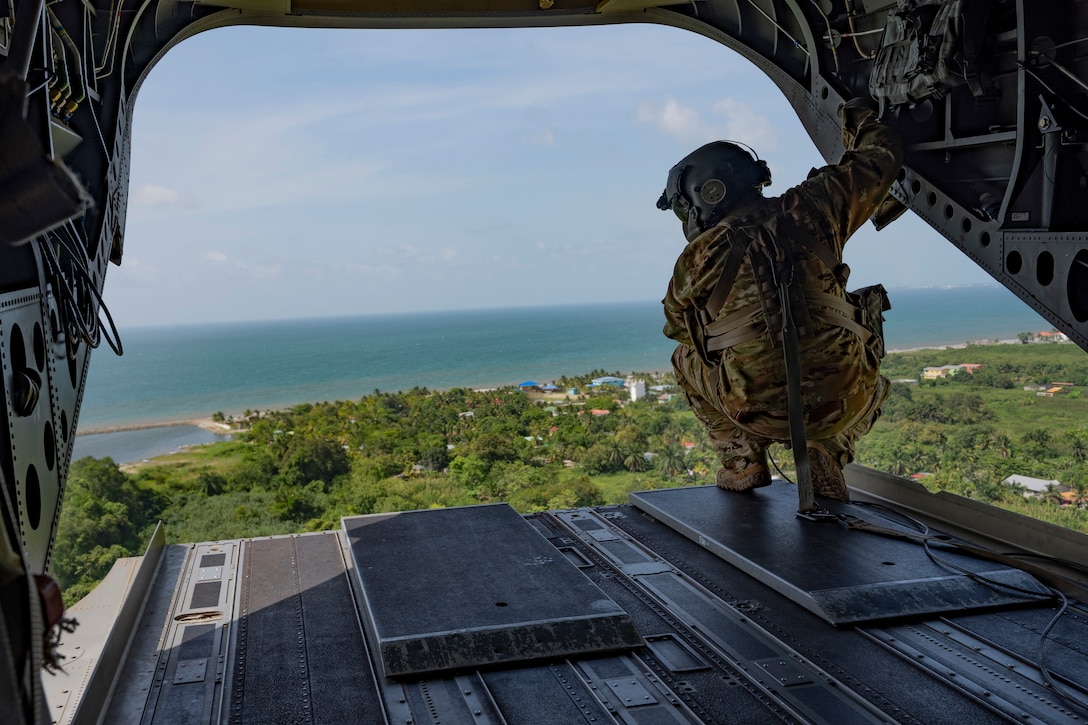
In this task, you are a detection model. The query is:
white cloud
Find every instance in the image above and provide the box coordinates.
[376,243,461,266]
[636,96,778,151]
[248,263,283,280]
[114,257,158,279]
[345,262,402,279]
[711,98,778,150]
[636,97,717,144]
[131,183,196,208]
[200,250,282,280]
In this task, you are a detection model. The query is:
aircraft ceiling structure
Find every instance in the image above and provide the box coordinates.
[2,0,1088,722]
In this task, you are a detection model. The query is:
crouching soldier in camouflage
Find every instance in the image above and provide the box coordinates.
[658,100,903,500]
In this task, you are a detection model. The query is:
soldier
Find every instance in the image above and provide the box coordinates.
[657,100,903,500]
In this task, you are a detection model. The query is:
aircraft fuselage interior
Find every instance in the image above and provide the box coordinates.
[2,0,1088,722]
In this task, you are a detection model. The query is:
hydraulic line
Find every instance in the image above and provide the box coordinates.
[837,28,884,39]
[807,0,839,75]
[48,25,71,111]
[47,6,86,120]
[94,0,125,79]
[843,0,876,59]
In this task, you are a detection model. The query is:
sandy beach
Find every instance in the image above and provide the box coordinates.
[73,334,1044,441]
[73,344,997,437]
[76,417,235,437]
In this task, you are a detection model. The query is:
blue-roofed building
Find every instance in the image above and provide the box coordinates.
[589,376,625,388]
[517,381,542,391]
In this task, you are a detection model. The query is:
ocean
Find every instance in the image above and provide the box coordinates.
[73,286,1055,463]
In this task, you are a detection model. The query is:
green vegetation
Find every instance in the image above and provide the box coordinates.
[858,344,1088,505]
[54,348,1088,605]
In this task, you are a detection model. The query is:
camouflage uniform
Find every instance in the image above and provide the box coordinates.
[662,107,903,492]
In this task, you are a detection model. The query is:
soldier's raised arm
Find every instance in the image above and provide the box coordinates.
[798,99,904,249]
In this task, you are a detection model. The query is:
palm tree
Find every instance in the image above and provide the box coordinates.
[1023,429,1053,458]
[887,446,910,477]
[198,472,225,497]
[656,444,688,478]
[661,422,687,446]
[1070,480,1088,509]
[604,441,626,469]
[915,450,938,475]
[624,453,650,473]
[1040,483,1065,506]
[1070,437,1087,464]
[683,450,716,479]
[993,433,1013,459]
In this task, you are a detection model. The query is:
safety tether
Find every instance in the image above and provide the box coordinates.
[701,223,817,513]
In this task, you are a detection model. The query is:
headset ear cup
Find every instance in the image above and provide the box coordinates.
[700,179,727,205]
[757,160,772,187]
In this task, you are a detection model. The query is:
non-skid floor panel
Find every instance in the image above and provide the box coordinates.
[630,484,1050,625]
[344,503,643,677]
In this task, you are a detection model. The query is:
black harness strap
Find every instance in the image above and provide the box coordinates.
[704,227,751,320]
[703,292,873,353]
[695,211,856,513]
[764,237,817,512]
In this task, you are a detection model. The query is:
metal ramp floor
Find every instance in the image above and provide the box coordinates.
[47,490,1088,724]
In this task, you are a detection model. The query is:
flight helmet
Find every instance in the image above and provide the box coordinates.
[656,141,772,241]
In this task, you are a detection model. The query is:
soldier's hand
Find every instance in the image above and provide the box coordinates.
[839,97,878,150]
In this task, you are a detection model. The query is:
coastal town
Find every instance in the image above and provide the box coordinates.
[72,326,1088,537]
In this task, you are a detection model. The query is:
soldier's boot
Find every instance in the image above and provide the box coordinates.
[715,456,771,492]
[808,443,849,501]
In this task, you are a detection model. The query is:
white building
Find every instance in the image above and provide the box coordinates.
[1003,475,1063,497]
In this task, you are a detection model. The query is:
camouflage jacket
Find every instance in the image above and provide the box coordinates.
[662,109,903,415]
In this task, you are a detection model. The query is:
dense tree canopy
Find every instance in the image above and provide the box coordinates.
[53,347,1088,604]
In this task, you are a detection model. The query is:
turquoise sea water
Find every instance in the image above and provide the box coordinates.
[77,286,1053,436]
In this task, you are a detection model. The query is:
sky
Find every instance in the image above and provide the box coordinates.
[108,23,996,327]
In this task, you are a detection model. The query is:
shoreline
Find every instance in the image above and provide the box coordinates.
[73,339,1061,436]
[76,418,236,437]
[75,368,679,437]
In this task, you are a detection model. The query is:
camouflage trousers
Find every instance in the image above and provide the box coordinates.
[671,343,890,473]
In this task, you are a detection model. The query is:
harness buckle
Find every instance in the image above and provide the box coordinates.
[796,508,860,528]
